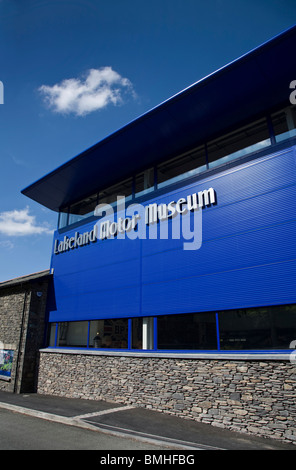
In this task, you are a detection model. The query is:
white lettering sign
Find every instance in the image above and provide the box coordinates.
[54,226,97,254]
[54,188,216,254]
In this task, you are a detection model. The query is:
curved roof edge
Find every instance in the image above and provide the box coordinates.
[22,24,296,212]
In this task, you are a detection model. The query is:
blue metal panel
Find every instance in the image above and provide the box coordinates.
[50,232,142,322]
[48,145,296,322]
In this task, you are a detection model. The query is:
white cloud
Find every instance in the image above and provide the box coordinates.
[0,207,53,237]
[0,240,14,250]
[39,67,136,116]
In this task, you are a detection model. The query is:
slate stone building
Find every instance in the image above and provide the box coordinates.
[0,270,51,393]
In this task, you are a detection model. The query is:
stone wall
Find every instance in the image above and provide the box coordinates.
[0,290,30,392]
[37,350,296,445]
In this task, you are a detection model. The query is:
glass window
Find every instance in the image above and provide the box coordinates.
[219,308,271,350]
[58,210,68,229]
[57,321,88,348]
[157,145,206,189]
[143,317,154,349]
[89,319,128,349]
[219,304,296,350]
[157,312,217,350]
[269,304,296,349]
[271,106,296,143]
[132,318,143,349]
[98,178,133,208]
[68,194,98,226]
[47,305,296,352]
[48,323,57,346]
[89,320,104,348]
[207,118,271,169]
[135,168,154,197]
[132,317,154,349]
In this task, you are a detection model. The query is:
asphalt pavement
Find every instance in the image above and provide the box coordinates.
[0,390,295,451]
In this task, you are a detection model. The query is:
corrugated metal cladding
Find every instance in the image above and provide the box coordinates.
[48,145,296,323]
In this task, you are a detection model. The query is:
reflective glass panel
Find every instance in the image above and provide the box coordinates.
[89,319,128,349]
[157,312,217,350]
[99,178,133,207]
[219,305,296,350]
[208,118,271,169]
[135,168,154,197]
[68,194,98,225]
[157,145,206,189]
[271,107,296,143]
[57,321,88,348]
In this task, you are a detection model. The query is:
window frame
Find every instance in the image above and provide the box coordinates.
[47,304,296,354]
[57,106,296,231]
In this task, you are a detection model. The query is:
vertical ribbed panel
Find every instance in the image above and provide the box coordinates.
[48,146,296,322]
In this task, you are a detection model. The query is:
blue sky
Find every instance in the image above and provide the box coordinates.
[0,0,295,282]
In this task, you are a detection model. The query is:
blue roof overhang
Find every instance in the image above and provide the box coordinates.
[22,24,296,212]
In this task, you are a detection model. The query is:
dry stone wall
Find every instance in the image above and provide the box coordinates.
[38,351,296,445]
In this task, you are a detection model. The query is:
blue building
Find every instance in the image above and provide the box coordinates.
[21,25,296,442]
